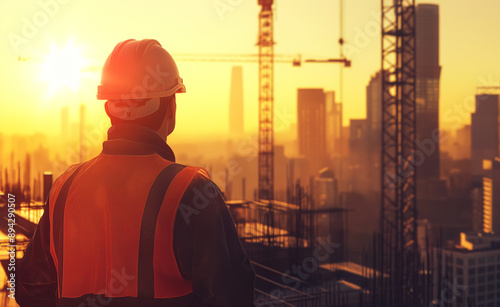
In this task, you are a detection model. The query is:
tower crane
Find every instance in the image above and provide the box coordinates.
[256,0,350,203]
[257,0,275,202]
[378,0,420,306]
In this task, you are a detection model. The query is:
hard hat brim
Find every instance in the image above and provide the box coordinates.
[97,83,186,100]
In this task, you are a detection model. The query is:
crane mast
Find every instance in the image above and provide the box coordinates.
[379,0,420,305]
[257,0,274,201]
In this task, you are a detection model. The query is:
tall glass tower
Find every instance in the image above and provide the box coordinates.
[416,4,441,183]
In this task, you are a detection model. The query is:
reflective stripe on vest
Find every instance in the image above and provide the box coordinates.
[48,154,199,299]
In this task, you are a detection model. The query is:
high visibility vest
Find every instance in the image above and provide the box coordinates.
[48,153,205,299]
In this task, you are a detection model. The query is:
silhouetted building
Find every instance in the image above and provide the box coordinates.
[366,71,383,192]
[366,71,383,136]
[449,168,471,196]
[24,153,31,201]
[438,232,500,306]
[43,172,53,202]
[416,4,441,185]
[313,167,337,209]
[325,93,345,193]
[312,168,341,252]
[469,94,500,233]
[297,88,326,177]
[472,181,484,234]
[454,124,471,160]
[226,153,257,201]
[481,158,500,235]
[288,157,309,189]
[325,91,342,158]
[349,119,369,192]
[471,94,499,178]
[417,219,432,267]
[33,145,51,180]
[229,66,244,136]
[274,145,287,195]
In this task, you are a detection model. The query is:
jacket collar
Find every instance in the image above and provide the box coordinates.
[102,124,175,162]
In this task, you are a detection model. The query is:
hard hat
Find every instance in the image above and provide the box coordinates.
[97,39,185,120]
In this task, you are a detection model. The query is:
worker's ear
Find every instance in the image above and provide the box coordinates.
[166,96,176,136]
[166,95,176,120]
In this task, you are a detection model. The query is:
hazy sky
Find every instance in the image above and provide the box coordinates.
[0,0,499,140]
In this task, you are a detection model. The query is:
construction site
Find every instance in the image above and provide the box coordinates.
[2,0,499,306]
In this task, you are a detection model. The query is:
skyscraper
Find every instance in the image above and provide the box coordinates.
[297,88,326,177]
[24,153,31,201]
[365,71,383,192]
[471,94,499,235]
[438,232,500,306]
[325,91,336,156]
[325,91,343,158]
[366,71,383,137]
[416,4,441,183]
[471,94,499,178]
[348,119,369,192]
[481,158,500,235]
[229,66,244,136]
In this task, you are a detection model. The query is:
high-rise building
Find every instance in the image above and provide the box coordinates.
[472,182,484,234]
[437,232,500,306]
[481,158,500,235]
[229,66,244,136]
[332,103,343,156]
[454,124,471,160]
[348,119,369,192]
[365,71,383,192]
[325,92,344,190]
[274,145,287,194]
[313,168,337,209]
[313,168,339,247]
[24,153,31,201]
[366,71,383,136]
[297,88,326,177]
[325,91,335,156]
[471,94,499,178]
[416,4,441,183]
[325,91,343,158]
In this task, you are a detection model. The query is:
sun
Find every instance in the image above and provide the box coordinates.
[39,40,88,97]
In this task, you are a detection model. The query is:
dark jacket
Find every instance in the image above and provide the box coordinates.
[16,124,255,307]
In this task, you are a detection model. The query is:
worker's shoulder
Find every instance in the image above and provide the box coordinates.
[179,164,216,188]
[48,161,92,202]
[184,166,210,181]
[53,157,98,185]
[176,166,226,224]
[177,164,224,201]
[53,163,83,184]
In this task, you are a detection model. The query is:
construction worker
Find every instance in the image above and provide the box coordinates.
[16,39,255,307]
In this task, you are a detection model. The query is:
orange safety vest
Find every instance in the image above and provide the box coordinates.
[48,153,204,299]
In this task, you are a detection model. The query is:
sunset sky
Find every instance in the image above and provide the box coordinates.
[0,0,499,140]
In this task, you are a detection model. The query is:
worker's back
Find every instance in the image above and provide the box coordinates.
[16,38,255,307]
[17,127,255,306]
[49,153,200,300]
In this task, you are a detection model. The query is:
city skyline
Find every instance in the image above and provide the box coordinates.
[0,0,499,138]
[1,2,500,305]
